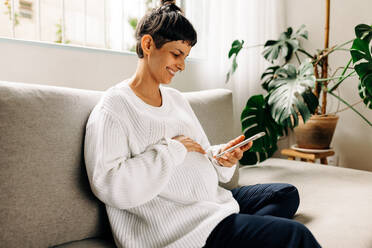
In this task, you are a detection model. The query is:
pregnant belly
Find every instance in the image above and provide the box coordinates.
[161,152,219,203]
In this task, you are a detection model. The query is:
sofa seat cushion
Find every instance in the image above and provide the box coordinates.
[238,158,372,248]
[53,238,116,248]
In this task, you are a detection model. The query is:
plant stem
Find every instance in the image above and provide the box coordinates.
[326,40,354,56]
[328,91,372,127]
[330,66,354,79]
[295,52,301,65]
[331,99,363,114]
[340,58,353,77]
[328,70,356,92]
[316,74,356,82]
[243,44,264,49]
[332,48,352,51]
[328,58,354,92]
[297,48,314,59]
[334,39,354,49]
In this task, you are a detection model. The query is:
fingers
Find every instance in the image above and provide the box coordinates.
[217,141,252,167]
[229,135,245,147]
[214,148,242,167]
[197,144,207,154]
[215,155,235,167]
[234,134,246,144]
[233,148,244,159]
[222,135,245,152]
[220,160,235,167]
[187,139,206,154]
[188,138,206,154]
[173,134,250,158]
[172,135,206,154]
[240,141,253,151]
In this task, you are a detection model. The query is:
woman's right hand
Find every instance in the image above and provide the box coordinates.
[172,135,206,154]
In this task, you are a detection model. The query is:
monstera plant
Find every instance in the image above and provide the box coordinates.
[227,23,372,165]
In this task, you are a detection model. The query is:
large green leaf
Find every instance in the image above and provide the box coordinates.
[261,66,280,92]
[239,95,283,165]
[262,25,308,64]
[226,40,244,83]
[267,59,317,128]
[358,82,372,109]
[351,24,372,109]
[302,89,319,114]
[228,40,245,59]
[355,24,372,43]
[295,24,309,39]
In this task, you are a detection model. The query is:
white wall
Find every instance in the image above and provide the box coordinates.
[0,38,132,90]
[284,0,372,171]
[0,37,212,92]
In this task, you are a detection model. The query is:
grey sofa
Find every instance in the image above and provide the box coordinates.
[1,81,372,248]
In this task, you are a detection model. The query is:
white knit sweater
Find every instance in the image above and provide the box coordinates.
[84,80,240,248]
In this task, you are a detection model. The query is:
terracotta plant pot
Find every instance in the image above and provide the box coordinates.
[294,114,339,149]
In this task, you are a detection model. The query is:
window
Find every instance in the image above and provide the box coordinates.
[0,0,206,58]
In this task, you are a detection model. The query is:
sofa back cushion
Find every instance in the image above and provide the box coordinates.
[0,81,111,247]
[0,81,234,247]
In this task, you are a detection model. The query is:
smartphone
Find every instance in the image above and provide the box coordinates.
[215,132,266,158]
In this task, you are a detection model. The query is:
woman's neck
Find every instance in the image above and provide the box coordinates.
[129,61,163,106]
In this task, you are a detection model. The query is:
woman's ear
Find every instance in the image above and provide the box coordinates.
[141,34,154,57]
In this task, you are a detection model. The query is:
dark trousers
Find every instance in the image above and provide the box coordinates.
[204,183,321,248]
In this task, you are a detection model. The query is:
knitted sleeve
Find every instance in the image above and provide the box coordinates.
[84,108,187,209]
[180,96,236,183]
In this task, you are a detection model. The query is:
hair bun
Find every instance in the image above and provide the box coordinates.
[159,0,181,13]
[161,0,176,6]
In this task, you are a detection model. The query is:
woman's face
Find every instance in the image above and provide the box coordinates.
[148,40,191,84]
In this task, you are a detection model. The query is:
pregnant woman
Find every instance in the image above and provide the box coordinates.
[84,1,321,247]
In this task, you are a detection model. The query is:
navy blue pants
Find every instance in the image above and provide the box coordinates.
[204,183,321,248]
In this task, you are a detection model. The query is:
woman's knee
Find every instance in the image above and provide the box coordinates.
[275,184,300,207]
[270,183,300,218]
[231,183,300,218]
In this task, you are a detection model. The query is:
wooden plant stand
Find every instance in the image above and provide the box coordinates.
[281,148,335,165]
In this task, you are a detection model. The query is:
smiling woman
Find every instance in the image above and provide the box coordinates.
[83,0,321,248]
[128,0,196,103]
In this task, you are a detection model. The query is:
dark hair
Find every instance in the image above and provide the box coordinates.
[135,0,197,58]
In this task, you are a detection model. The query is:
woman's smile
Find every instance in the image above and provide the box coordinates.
[166,67,176,77]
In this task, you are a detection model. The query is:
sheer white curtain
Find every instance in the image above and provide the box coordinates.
[196,0,286,137]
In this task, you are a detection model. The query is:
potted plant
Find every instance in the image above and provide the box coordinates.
[226,6,372,165]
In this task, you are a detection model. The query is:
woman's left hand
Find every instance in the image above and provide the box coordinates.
[213,135,252,167]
